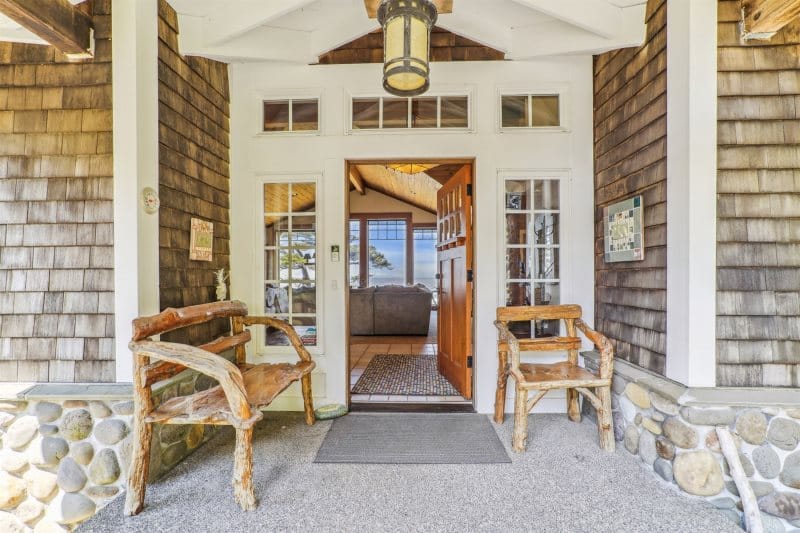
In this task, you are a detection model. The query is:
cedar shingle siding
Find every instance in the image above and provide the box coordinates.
[0,1,114,382]
[593,0,667,374]
[716,0,800,387]
[158,0,231,345]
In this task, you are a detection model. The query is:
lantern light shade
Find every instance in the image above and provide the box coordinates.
[378,0,438,97]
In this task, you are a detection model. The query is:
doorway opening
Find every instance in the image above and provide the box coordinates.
[345,159,475,410]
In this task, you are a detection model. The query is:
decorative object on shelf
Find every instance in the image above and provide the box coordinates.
[189,218,214,261]
[604,195,644,262]
[215,268,229,301]
[314,404,348,420]
[378,0,438,96]
[142,187,160,214]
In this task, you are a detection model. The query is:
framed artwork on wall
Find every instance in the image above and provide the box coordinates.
[604,195,644,262]
[189,218,214,261]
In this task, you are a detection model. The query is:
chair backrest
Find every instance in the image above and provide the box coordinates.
[496,304,582,324]
[131,300,251,388]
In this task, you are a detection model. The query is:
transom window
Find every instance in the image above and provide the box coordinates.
[500,94,560,129]
[351,95,469,131]
[263,98,319,132]
[503,176,561,338]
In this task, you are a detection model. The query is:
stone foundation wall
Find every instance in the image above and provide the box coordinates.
[584,353,800,531]
[0,372,217,531]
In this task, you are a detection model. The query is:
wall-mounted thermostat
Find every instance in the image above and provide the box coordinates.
[331,245,340,262]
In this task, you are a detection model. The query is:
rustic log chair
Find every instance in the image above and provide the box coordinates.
[493,304,614,452]
[124,300,315,516]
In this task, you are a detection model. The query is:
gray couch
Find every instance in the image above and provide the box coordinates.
[350,285,433,336]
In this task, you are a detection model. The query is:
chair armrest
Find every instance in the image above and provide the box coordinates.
[494,321,521,372]
[575,319,614,379]
[129,340,251,422]
[240,316,313,363]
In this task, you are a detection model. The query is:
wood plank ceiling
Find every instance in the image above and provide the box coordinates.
[351,163,466,213]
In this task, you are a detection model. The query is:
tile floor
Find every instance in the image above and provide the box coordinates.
[349,342,469,403]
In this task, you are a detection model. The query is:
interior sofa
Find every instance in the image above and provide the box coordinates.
[350,284,432,335]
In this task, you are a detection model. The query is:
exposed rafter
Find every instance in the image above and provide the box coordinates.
[349,167,366,195]
[0,0,93,56]
[742,0,800,40]
[510,0,624,39]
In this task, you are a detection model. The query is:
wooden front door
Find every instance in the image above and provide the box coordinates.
[436,166,473,399]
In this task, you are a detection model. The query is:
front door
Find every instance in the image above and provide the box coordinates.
[436,166,473,399]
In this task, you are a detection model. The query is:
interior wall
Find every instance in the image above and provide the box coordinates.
[716,0,800,387]
[349,188,436,224]
[157,0,231,345]
[0,1,114,382]
[229,58,595,414]
[593,0,667,375]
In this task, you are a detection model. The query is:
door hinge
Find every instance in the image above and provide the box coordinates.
[467,269,473,282]
[467,356,473,368]
[466,183,473,197]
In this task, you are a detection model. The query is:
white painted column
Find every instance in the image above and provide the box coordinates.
[112,0,160,383]
[665,0,717,387]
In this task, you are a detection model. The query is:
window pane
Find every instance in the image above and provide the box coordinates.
[533,214,559,245]
[292,283,316,313]
[264,100,289,132]
[505,247,530,280]
[534,179,559,210]
[292,317,317,346]
[413,227,437,290]
[292,99,319,131]
[265,285,290,314]
[368,219,406,285]
[506,282,531,306]
[383,98,409,128]
[265,315,291,346]
[505,213,529,245]
[533,248,559,280]
[412,97,437,128]
[532,95,559,127]
[505,180,531,210]
[501,95,528,128]
[352,98,380,129]
[534,283,559,306]
[535,320,559,338]
[440,96,468,128]
[349,220,361,288]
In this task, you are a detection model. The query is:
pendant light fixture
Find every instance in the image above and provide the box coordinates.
[378,0,438,97]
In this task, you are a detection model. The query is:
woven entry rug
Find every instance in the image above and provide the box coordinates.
[352,353,459,396]
[314,413,511,464]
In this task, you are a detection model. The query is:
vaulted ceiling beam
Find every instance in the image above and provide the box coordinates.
[349,167,366,195]
[510,0,624,39]
[742,0,800,40]
[202,0,317,46]
[0,0,92,56]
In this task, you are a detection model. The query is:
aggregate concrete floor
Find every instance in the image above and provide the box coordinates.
[81,412,742,533]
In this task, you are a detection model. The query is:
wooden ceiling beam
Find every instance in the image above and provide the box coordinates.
[0,0,93,56]
[349,166,366,195]
[742,0,800,40]
[363,0,453,19]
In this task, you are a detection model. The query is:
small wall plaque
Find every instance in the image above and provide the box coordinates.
[189,218,213,261]
[604,195,644,262]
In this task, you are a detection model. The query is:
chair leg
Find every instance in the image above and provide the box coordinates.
[494,349,509,423]
[596,386,615,452]
[233,427,257,511]
[301,374,315,426]
[511,385,529,453]
[566,388,581,423]
[124,420,152,516]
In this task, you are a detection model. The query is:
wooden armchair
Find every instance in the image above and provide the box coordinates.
[125,301,315,516]
[493,304,614,452]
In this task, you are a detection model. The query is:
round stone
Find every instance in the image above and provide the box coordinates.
[14,498,44,525]
[69,442,94,466]
[612,411,625,442]
[759,492,800,521]
[59,409,92,441]
[162,442,188,467]
[159,424,189,445]
[624,425,639,454]
[160,386,178,404]
[5,416,39,449]
[88,401,111,419]
[89,449,120,485]
[768,417,800,451]
[86,485,119,499]
[787,409,800,420]
[723,451,754,477]
[654,458,673,482]
[34,402,62,423]
[624,382,651,409]
[619,396,637,423]
[0,472,27,510]
[727,480,775,498]
[62,401,87,409]
[0,402,27,413]
[111,401,133,415]
[94,419,129,445]
[179,380,195,396]
[754,444,782,479]
[54,493,96,525]
[31,437,70,467]
[0,450,28,474]
[649,392,679,416]
[38,424,58,436]
[736,409,768,445]
[761,514,787,533]
[186,424,204,449]
[673,450,724,496]
[57,457,87,493]
[612,375,626,394]
[634,413,642,425]
[705,429,742,453]
[194,375,217,392]
[711,497,736,509]
[314,404,348,420]
[780,451,800,489]
[0,512,25,533]
[642,418,662,435]
[23,467,57,501]
[0,412,15,428]
[656,437,675,460]
[663,417,698,449]
[680,407,736,426]
[651,411,665,423]
[639,429,657,465]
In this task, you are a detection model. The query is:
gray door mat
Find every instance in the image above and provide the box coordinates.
[314,413,511,464]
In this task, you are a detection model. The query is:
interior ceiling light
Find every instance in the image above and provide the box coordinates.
[378,0,437,97]
[388,163,437,175]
